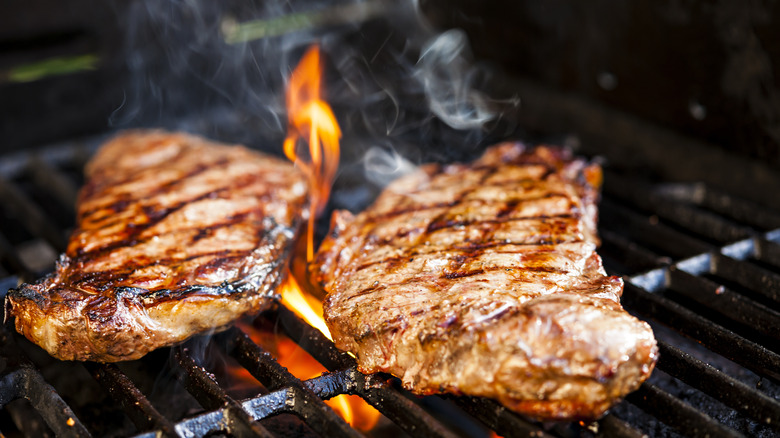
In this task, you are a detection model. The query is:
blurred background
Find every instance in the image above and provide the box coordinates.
[1,0,778,171]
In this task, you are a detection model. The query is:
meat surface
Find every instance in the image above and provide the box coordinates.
[6,130,308,362]
[313,143,657,421]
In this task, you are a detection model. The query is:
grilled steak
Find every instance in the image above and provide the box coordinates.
[6,130,308,362]
[313,143,657,421]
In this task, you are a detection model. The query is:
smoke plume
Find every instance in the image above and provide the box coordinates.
[113,0,510,154]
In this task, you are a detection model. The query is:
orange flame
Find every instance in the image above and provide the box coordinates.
[279,270,331,341]
[283,45,340,262]
[276,44,379,431]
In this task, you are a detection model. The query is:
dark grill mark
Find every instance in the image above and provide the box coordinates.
[354,237,579,272]
[79,158,265,226]
[443,269,484,279]
[367,191,571,225]
[98,197,133,218]
[422,213,575,237]
[190,211,254,242]
[467,162,555,177]
[348,262,571,301]
[68,249,253,292]
[374,194,574,246]
[369,201,459,223]
[111,154,229,200]
[415,168,496,276]
[334,150,594,308]
[72,173,272,260]
[497,199,520,218]
[347,277,430,301]
[72,207,259,260]
[425,217,460,234]
[441,265,567,280]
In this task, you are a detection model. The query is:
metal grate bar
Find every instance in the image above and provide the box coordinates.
[134,384,323,437]
[651,183,780,230]
[0,138,100,182]
[649,200,753,244]
[698,187,780,230]
[0,233,31,282]
[174,349,274,438]
[26,156,79,211]
[600,198,713,258]
[145,371,383,438]
[277,305,464,438]
[223,327,300,391]
[600,229,670,273]
[756,237,780,268]
[656,342,780,431]
[358,372,464,438]
[0,366,90,437]
[622,283,780,380]
[596,414,647,438]
[239,387,299,420]
[711,253,780,305]
[298,369,352,399]
[667,268,780,341]
[277,306,352,370]
[2,396,54,437]
[224,327,362,438]
[626,383,745,438]
[149,401,278,438]
[449,397,554,438]
[0,177,66,252]
[84,363,179,438]
[604,173,754,243]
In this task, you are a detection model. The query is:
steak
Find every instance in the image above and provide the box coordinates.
[312,143,658,421]
[6,130,308,362]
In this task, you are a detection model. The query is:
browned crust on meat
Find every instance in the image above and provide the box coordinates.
[313,142,657,421]
[6,130,309,362]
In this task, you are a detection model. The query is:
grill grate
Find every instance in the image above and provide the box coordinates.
[1,135,779,437]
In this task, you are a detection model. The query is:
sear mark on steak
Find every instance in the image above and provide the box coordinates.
[312,142,657,421]
[6,130,309,362]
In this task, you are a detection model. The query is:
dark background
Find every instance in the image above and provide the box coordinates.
[2,0,779,170]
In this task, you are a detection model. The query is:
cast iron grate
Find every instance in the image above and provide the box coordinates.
[0,134,779,437]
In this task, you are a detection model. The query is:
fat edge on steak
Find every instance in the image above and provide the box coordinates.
[6,130,309,362]
[313,143,658,421]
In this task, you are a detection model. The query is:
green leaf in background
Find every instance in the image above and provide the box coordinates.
[6,54,99,83]
[222,1,388,44]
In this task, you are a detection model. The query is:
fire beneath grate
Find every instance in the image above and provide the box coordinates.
[1,133,780,438]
